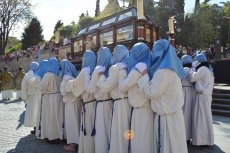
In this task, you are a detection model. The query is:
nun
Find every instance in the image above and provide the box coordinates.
[59,59,82,151]
[135,39,188,153]
[84,46,113,153]
[66,50,97,153]
[189,53,214,146]
[181,55,194,142]
[118,42,154,153]
[96,45,131,153]
[40,57,63,143]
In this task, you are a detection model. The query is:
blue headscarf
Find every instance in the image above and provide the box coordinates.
[181,55,192,65]
[30,62,39,72]
[127,42,151,72]
[37,59,48,78]
[47,57,59,75]
[112,45,129,64]
[195,53,207,62]
[150,39,185,79]
[59,59,77,78]
[82,50,97,75]
[97,46,113,77]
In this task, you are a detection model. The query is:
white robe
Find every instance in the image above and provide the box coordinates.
[21,73,41,129]
[85,70,112,153]
[60,76,82,144]
[137,69,188,153]
[189,66,214,146]
[97,65,131,153]
[66,70,96,153]
[40,72,64,140]
[181,67,194,140]
[15,90,21,99]
[2,90,13,99]
[119,69,154,153]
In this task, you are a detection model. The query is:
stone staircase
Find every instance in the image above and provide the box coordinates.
[212,85,230,117]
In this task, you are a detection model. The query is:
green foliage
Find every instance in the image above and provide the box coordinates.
[0,0,33,54]
[77,16,94,30]
[98,0,121,18]
[53,20,64,34]
[21,18,44,50]
[6,43,22,53]
[60,23,78,37]
[95,0,100,17]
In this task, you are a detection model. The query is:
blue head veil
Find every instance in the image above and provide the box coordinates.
[112,45,129,64]
[181,55,192,65]
[82,50,97,75]
[127,42,151,72]
[97,46,113,77]
[30,62,39,72]
[150,39,185,79]
[37,59,48,78]
[47,57,59,75]
[195,53,207,62]
[59,59,77,78]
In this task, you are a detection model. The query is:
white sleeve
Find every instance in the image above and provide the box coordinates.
[85,70,99,94]
[97,66,118,93]
[189,67,206,82]
[66,71,85,97]
[137,70,169,98]
[119,69,141,92]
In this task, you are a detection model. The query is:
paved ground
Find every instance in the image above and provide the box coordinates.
[0,92,229,153]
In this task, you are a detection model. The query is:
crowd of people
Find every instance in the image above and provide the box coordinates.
[0,39,214,153]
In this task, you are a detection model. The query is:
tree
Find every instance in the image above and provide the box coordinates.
[21,17,44,50]
[95,0,100,17]
[0,0,33,55]
[53,20,64,34]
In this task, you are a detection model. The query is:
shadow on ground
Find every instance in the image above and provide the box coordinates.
[0,98,23,104]
[6,135,71,153]
[16,111,25,130]
[188,144,225,153]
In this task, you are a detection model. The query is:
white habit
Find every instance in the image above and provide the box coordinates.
[40,72,64,140]
[61,76,82,145]
[97,65,131,153]
[21,73,41,128]
[182,67,194,140]
[119,69,154,153]
[66,70,96,153]
[85,70,112,153]
[137,69,188,153]
[189,66,214,146]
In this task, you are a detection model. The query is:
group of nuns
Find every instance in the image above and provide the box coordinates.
[21,39,214,153]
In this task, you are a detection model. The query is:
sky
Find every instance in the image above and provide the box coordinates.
[11,0,226,40]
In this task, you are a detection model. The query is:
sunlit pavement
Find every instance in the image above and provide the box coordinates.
[0,92,229,153]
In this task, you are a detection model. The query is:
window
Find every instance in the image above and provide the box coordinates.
[146,28,151,42]
[77,28,87,36]
[74,40,82,52]
[88,23,100,31]
[116,25,133,42]
[100,31,113,45]
[101,17,116,26]
[118,11,133,21]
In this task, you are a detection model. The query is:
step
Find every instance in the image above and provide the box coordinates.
[211,104,230,110]
[212,109,230,117]
[212,98,230,105]
[212,93,230,99]
[213,88,230,94]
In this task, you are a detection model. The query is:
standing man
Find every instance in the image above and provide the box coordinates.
[1,66,14,100]
[15,67,25,99]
